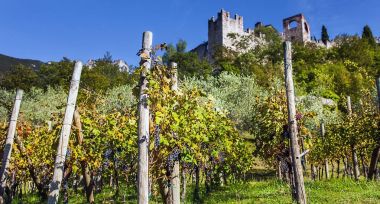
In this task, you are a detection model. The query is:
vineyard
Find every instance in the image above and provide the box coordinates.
[0,27,380,204]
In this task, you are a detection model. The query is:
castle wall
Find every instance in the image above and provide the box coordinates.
[207,9,258,61]
[192,10,327,63]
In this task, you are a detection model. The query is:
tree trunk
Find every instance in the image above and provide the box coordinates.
[73,109,94,203]
[113,159,119,197]
[343,156,348,178]
[0,89,23,203]
[361,154,367,179]
[158,177,170,204]
[368,146,380,180]
[137,31,153,204]
[193,166,200,203]
[368,77,380,180]
[352,145,360,181]
[278,160,283,180]
[337,160,340,178]
[48,61,83,204]
[284,41,307,204]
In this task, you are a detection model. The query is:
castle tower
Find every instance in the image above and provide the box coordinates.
[283,14,311,43]
[208,9,244,60]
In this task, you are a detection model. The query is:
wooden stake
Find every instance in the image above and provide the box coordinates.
[284,41,307,204]
[0,89,23,203]
[347,96,360,181]
[170,62,180,204]
[138,31,153,204]
[48,61,83,204]
[320,122,329,179]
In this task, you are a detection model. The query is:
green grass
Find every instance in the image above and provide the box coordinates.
[12,178,380,203]
[203,179,380,204]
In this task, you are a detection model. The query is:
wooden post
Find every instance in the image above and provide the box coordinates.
[283,41,306,204]
[311,164,317,181]
[346,96,352,115]
[48,61,83,204]
[347,96,360,181]
[0,89,23,203]
[181,168,186,203]
[368,77,380,180]
[138,31,152,204]
[320,122,329,179]
[170,62,180,204]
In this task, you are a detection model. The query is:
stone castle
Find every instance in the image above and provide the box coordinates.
[193,9,332,62]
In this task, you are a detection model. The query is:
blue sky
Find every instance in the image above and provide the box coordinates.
[1,0,379,66]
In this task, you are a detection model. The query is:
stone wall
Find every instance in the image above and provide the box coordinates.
[192,10,334,63]
[207,9,260,61]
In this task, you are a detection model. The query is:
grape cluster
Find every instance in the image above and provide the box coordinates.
[154,125,160,149]
[219,152,225,163]
[282,124,289,139]
[104,149,113,159]
[66,149,71,159]
[166,148,180,169]
[296,112,303,121]
[182,162,192,169]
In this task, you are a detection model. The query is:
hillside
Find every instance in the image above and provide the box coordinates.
[0,54,43,73]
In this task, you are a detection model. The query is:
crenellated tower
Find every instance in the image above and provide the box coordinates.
[207,9,245,60]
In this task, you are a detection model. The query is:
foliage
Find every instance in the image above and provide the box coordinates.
[362,25,377,48]
[321,25,329,45]
[163,39,212,78]
[0,64,40,91]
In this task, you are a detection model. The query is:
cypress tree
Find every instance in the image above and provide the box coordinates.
[362,25,376,47]
[321,25,329,45]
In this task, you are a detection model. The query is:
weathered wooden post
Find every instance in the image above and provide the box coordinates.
[181,169,186,203]
[347,96,360,181]
[48,61,83,204]
[320,122,329,179]
[138,31,153,204]
[311,164,317,181]
[170,62,180,204]
[0,89,23,203]
[368,77,380,180]
[283,41,307,204]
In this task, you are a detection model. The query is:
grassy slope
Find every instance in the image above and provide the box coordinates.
[13,178,380,203]
[205,179,380,204]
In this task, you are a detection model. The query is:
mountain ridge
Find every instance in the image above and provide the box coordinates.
[0,54,43,73]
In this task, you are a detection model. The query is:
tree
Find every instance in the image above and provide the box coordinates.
[321,25,329,45]
[176,39,187,53]
[163,40,212,78]
[362,25,376,48]
[169,52,212,78]
[0,64,40,91]
[38,58,75,89]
